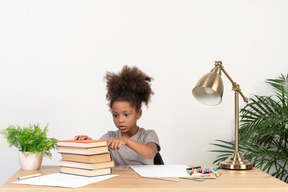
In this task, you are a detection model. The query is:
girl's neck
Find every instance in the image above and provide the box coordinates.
[122,126,139,138]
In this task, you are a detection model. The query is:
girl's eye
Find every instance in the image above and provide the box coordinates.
[124,114,130,117]
[113,114,118,118]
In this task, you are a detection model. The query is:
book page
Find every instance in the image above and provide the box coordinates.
[130,165,190,177]
[13,173,118,188]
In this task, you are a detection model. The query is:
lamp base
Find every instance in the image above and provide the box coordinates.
[220,152,253,170]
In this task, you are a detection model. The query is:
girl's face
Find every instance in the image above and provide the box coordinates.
[111,101,142,137]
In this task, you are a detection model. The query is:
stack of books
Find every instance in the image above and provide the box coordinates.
[57,139,114,177]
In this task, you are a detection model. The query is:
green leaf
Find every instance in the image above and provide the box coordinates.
[210,74,288,183]
[0,123,57,158]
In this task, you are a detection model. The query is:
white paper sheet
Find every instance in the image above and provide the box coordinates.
[129,165,190,177]
[13,172,118,188]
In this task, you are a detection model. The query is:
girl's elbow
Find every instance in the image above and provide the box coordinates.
[146,150,157,159]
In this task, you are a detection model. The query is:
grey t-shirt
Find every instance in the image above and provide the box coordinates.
[99,127,160,165]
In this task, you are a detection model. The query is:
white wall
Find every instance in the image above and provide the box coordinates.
[0,0,287,185]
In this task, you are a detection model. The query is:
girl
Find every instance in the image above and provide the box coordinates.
[75,66,160,165]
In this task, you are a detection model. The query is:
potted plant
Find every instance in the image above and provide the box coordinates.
[0,123,57,170]
[211,74,288,182]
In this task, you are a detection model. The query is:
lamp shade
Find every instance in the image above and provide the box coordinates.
[192,66,224,106]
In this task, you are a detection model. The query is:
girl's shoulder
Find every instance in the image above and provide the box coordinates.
[100,130,121,140]
[137,127,157,137]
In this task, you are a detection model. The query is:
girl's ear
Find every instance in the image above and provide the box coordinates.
[137,109,142,119]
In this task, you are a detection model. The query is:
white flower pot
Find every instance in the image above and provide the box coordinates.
[18,151,43,170]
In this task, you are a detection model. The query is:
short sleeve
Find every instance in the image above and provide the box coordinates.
[99,133,109,141]
[99,131,119,141]
[144,130,161,152]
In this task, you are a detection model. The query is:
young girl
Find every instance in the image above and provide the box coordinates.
[75,66,160,165]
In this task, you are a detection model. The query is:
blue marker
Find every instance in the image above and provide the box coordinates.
[212,166,220,172]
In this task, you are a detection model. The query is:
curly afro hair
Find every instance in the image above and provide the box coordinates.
[105,65,154,111]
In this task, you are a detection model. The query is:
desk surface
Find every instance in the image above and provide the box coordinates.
[0,165,287,192]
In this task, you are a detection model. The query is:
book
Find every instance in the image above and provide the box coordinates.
[61,153,111,163]
[58,146,109,155]
[60,167,112,177]
[57,139,108,148]
[59,160,115,170]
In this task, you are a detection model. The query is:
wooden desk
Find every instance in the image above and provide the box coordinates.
[0,166,287,192]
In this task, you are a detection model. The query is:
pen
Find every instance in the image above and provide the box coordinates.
[18,173,41,180]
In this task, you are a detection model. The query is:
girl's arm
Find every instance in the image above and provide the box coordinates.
[108,137,158,159]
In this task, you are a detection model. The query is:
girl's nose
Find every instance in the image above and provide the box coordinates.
[119,116,125,123]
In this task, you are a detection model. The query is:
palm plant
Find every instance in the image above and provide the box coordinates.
[211,74,288,182]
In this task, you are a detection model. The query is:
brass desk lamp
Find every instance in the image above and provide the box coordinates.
[192,61,253,170]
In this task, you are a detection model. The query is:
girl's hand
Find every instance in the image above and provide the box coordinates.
[74,135,92,140]
[108,137,127,150]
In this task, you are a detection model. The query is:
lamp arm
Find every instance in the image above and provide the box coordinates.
[215,61,248,103]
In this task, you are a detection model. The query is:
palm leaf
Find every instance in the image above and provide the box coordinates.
[211,74,288,183]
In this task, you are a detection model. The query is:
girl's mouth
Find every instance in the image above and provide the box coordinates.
[119,126,125,130]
